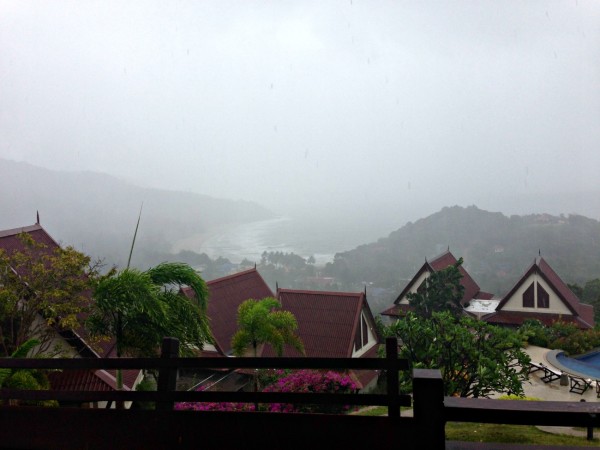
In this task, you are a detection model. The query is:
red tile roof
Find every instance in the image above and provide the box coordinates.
[538,258,586,317]
[263,289,377,359]
[482,310,590,329]
[48,369,115,392]
[429,251,483,304]
[0,223,60,253]
[258,288,381,390]
[181,268,274,355]
[383,250,489,317]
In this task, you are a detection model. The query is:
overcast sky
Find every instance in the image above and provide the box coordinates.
[1,1,599,220]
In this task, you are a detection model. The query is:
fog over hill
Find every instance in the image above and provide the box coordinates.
[324,205,600,301]
[0,159,274,268]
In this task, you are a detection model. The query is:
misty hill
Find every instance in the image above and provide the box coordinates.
[324,205,600,298]
[0,159,274,267]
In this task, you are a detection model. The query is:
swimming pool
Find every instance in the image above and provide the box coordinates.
[548,349,600,380]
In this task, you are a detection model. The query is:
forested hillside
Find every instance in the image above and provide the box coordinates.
[323,205,600,300]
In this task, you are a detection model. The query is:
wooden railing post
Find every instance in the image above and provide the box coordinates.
[413,369,444,450]
[157,337,179,411]
[385,337,400,417]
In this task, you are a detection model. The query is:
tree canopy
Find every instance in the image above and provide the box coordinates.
[87,262,212,359]
[387,311,530,397]
[407,258,465,318]
[0,233,94,357]
[231,297,304,357]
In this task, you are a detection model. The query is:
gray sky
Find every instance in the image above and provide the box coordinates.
[1,1,599,220]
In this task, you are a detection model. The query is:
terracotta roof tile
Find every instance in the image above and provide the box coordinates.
[483,310,591,329]
[182,268,274,355]
[262,289,369,358]
[389,251,487,312]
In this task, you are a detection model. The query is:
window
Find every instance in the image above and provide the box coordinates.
[537,283,549,308]
[523,283,534,308]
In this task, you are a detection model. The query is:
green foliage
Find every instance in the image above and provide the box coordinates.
[518,319,550,347]
[131,376,157,410]
[518,319,600,356]
[549,329,600,356]
[386,312,530,397]
[407,257,465,318]
[257,251,319,290]
[0,338,57,407]
[581,278,600,323]
[445,422,599,446]
[0,233,95,357]
[88,262,211,359]
[231,297,304,357]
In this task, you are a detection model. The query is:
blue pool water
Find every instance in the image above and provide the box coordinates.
[555,351,600,380]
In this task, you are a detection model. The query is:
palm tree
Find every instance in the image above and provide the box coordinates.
[231,297,304,398]
[87,262,212,391]
[231,297,304,357]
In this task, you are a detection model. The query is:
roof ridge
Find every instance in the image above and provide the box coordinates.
[207,267,258,286]
[0,223,43,239]
[278,288,363,297]
[429,249,454,264]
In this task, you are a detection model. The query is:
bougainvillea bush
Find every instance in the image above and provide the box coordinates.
[174,370,358,414]
[263,369,358,414]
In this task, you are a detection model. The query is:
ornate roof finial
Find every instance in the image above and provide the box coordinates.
[36,210,40,224]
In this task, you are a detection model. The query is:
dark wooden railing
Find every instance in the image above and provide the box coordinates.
[1,337,600,450]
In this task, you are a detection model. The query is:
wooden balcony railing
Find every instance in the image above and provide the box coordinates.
[1,337,600,450]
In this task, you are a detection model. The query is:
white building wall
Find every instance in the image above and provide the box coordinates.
[398,271,430,305]
[352,310,377,358]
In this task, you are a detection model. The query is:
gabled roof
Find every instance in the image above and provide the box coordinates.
[0,223,60,254]
[486,257,594,329]
[0,221,140,390]
[263,288,377,359]
[181,268,274,355]
[382,250,492,317]
[48,369,132,392]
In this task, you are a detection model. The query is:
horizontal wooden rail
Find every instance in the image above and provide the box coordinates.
[0,389,411,407]
[445,397,600,427]
[0,337,410,413]
[0,356,408,371]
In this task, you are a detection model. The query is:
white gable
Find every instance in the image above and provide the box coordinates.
[398,270,430,305]
[352,310,377,357]
[501,272,571,315]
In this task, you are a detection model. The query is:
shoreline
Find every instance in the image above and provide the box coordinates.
[170,221,248,255]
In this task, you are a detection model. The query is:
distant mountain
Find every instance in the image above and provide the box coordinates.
[324,205,600,298]
[0,159,274,267]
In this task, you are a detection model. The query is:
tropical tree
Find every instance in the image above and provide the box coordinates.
[231,297,304,357]
[87,262,212,390]
[0,233,95,357]
[407,258,465,319]
[386,311,530,398]
[231,297,304,397]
